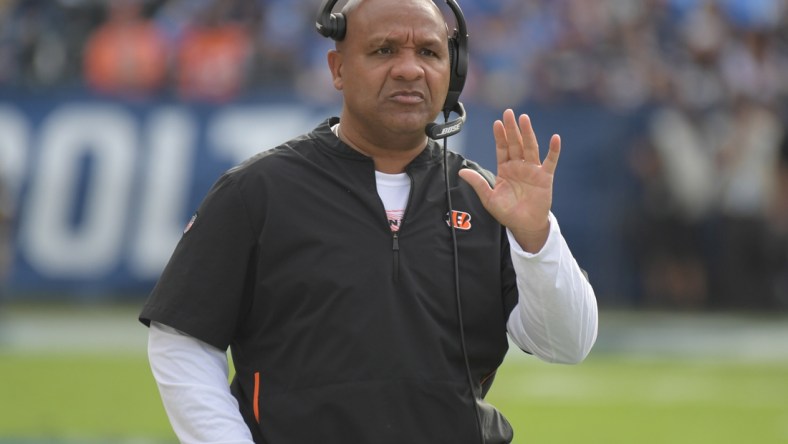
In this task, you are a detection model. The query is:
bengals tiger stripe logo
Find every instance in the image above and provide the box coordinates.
[446,210,472,230]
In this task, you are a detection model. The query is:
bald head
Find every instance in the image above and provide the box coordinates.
[340,0,443,17]
[336,0,448,49]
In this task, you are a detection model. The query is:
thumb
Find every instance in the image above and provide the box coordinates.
[458,168,493,202]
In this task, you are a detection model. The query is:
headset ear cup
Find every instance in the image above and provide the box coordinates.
[443,36,460,113]
[331,12,347,40]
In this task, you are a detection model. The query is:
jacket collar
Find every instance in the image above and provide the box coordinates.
[312,118,444,168]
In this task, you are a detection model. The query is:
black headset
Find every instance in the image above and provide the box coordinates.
[316,0,468,139]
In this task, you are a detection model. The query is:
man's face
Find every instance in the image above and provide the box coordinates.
[329,0,451,142]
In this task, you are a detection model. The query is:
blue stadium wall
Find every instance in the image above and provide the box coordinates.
[0,91,648,306]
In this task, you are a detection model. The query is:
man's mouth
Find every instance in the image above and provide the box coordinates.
[389,90,425,104]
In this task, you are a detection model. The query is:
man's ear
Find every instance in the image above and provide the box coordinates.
[327,50,344,91]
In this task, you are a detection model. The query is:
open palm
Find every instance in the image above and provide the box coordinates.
[458,109,560,252]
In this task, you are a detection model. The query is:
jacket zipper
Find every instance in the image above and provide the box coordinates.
[392,232,400,281]
[379,168,413,282]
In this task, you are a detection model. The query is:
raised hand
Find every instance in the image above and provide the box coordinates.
[458,109,561,253]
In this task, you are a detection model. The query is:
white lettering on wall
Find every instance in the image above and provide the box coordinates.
[22,104,136,276]
[209,105,313,165]
[8,102,327,288]
[130,107,196,278]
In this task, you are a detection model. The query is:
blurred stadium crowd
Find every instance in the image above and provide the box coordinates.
[1,0,787,107]
[0,0,787,310]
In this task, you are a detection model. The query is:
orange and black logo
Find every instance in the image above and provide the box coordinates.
[446,210,472,231]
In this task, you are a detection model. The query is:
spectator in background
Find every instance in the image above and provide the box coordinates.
[0,0,19,85]
[248,0,312,90]
[630,104,717,309]
[173,0,255,102]
[470,13,532,108]
[151,0,210,44]
[697,1,786,309]
[83,0,169,97]
[0,0,91,90]
[714,98,783,309]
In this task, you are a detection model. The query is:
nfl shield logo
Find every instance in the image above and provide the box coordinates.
[183,212,198,234]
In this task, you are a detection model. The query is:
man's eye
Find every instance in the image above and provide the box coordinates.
[375,47,393,55]
[420,49,438,57]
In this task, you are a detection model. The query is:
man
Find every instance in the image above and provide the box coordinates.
[141,0,598,442]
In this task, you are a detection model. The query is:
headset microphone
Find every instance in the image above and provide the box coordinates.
[426,102,466,139]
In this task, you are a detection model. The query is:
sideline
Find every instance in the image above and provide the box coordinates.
[2,303,788,362]
[0,303,147,355]
[590,309,788,363]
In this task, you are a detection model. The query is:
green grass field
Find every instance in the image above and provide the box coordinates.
[490,356,788,443]
[1,307,787,443]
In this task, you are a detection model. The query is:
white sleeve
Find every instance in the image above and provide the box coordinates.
[147,321,255,444]
[505,212,598,364]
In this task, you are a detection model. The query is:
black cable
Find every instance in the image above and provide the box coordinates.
[441,114,486,444]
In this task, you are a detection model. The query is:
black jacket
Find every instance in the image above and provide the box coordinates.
[141,118,519,443]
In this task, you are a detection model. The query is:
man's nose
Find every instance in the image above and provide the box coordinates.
[390,50,425,81]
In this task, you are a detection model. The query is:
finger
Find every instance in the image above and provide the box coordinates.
[458,168,493,203]
[493,119,509,165]
[542,134,561,175]
[519,114,541,164]
[502,109,524,161]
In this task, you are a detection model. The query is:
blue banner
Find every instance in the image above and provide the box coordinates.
[0,93,645,303]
